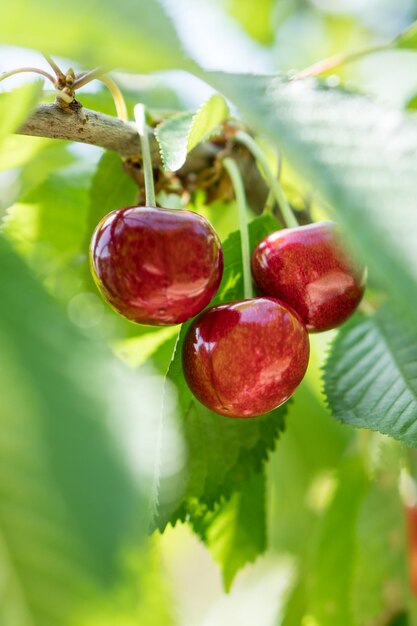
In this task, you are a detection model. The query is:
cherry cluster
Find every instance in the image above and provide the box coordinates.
[90,205,365,419]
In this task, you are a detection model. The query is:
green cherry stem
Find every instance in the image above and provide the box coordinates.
[72,68,128,121]
[72,67,105,89]
[223,157,253,300]
[43,54,65,80]
[236,130,298,229]
[134,103,157,207]
[263,150,282,215]
[98,75,128,121]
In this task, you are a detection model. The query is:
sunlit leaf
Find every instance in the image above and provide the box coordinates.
[324,308,417,446]
[0,82,42,142]
[193,471,267,591]
[0,0,193,73]
[87,151,137,238]
[394,21,417,49]
[79,541,176,626]
[226,0,275,44]
[307,453,369,626]
[155,94,229,171]
[0,326,92,626]
[0,236,150,623]
[352,445,408,624]
[269,372,350,557]
[0,135,53,171]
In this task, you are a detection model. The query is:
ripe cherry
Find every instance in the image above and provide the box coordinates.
[251,222,366,333]
[90,206,223,326]
[182,297,309,418]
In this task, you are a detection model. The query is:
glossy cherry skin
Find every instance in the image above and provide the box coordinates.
[251,222,366,333]
[90,206,223,325]
[182,297,310,418]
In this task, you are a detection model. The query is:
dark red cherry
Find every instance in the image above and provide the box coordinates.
[182,297,309,418]
[90,206,223,325]
[251,222,366,333]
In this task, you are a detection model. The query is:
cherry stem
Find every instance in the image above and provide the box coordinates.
[72,67,105,89]
[263,151,282,214]
[98,75,128,121]
[293,43,392,80]
[223,157,253,300]
[73,69,128,121]
[43,54,65,80]
[236,131,298,229]
[134,103,157,207]
[0,67,55,85]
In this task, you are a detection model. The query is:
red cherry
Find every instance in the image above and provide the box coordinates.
[251,222,365,333]
[182,297,309,418]
[90,206,223,325]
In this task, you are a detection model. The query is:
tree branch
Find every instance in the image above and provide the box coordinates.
[17,102,269,209]
[18,102,218,173]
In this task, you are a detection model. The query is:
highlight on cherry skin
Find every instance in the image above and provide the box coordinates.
[90,205,224,326]
[182,297,310,418]
[251,221,366,333]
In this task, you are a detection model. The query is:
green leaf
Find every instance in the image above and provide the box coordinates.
[0,135,54,172]
[307,453,369,626]
[0,82,42,142]
[155,94,229,171]
[226,0,275,45]
[193,471,267,591]
[3,167,93,293]
[405,92,417,110]
[79,541,176,626]
[394,21,417,49]
[204,72,417,326]
[115,327,179,368]
[87,151,138,239]
[352,453,408,624]
[18,141,76,197]
[271,336,352,623]
[0,235,145,595]
[156,213,286,529]
[324,308,417,447]
[155,112,196,171]
[269,374,350,557]
[0,0,193,73]
[188,95,229,152]
[0,327,93,626]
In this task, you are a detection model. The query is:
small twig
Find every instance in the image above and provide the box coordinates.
[0,67,55,85]
[99,75,128,121]
[293,43,393,80]
[43,54,65,80]
[223,157,253,299]
[72,69,128,120]
[73,67,106,90]
[262,151,282,215]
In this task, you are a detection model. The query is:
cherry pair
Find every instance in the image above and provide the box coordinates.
[183,221,365,418]
[91,208,365,419]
